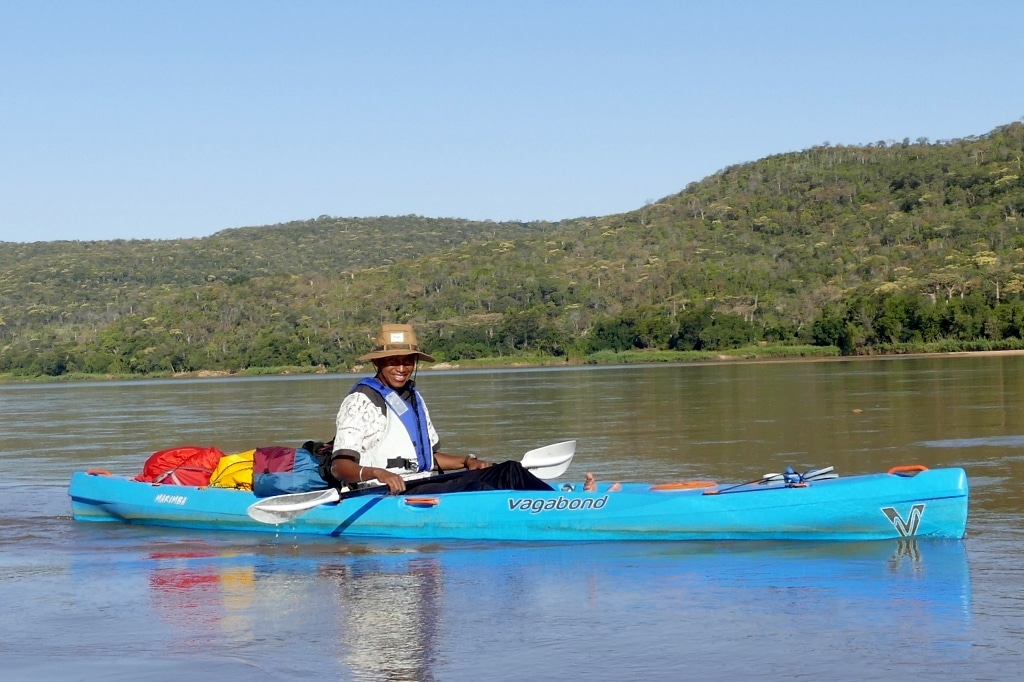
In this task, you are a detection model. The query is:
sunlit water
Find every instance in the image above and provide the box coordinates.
[1,356,1022,680]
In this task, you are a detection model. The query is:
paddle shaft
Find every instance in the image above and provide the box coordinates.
[346,439,575,496]
[703,475,770,495]
[341,469,467,499]
[246,440,576,524]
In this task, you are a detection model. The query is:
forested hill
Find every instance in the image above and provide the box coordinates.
[2,121,1023,377]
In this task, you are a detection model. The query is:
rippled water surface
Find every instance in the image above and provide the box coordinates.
[2,356,1022,680]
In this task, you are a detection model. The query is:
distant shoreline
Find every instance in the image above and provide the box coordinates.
[428,347,1024,369]
[4,348,1024,384]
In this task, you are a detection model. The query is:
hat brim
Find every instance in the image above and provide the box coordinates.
[357,349,436,363]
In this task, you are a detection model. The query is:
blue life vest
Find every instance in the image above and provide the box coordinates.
[352,377,434,472]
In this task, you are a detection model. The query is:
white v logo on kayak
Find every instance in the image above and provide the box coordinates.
[881,503,925,537]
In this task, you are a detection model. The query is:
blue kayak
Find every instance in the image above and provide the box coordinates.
[68,464,969,541]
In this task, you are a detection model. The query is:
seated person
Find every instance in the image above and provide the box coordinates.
[327,323,551,495]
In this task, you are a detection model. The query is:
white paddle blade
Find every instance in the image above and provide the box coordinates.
[247,487,340,524]
[248,506,303,525]
[522,440,576,479]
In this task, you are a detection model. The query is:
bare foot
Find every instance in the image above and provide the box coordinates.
[584,472,597,492]
[608,482,621,492]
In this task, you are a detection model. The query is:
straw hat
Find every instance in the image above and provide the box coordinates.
[357,323,436,363]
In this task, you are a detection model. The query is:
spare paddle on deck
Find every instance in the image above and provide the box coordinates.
[247,440,576,524]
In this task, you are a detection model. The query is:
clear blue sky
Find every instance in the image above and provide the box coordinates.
[2,0,1022,244]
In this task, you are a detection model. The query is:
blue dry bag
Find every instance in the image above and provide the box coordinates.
[252,445,330,497]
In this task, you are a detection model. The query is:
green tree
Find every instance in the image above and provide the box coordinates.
[670,307,714,351]
[698,313,759,350]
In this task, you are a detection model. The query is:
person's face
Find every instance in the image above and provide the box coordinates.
[374,355,417,389]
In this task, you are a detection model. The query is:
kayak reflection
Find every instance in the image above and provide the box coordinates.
[139,538,970,679]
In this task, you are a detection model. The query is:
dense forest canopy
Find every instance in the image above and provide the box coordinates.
[2,121,1024,377]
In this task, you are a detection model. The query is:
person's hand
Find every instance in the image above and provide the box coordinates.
[374,468,407,494]
[466,456,492,470]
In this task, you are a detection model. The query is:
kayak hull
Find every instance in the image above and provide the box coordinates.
[68,467,969,541]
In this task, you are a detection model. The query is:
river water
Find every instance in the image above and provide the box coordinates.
[1,356,1022,680]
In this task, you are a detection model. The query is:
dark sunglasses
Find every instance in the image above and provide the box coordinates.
[379,356,417,367]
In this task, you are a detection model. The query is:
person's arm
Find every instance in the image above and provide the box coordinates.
[330,455,408,493]
[434,451,492,471]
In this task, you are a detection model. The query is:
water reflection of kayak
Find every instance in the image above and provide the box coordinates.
[56,521,974,680]
[140,538,972,643]
[69,465,969,541]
